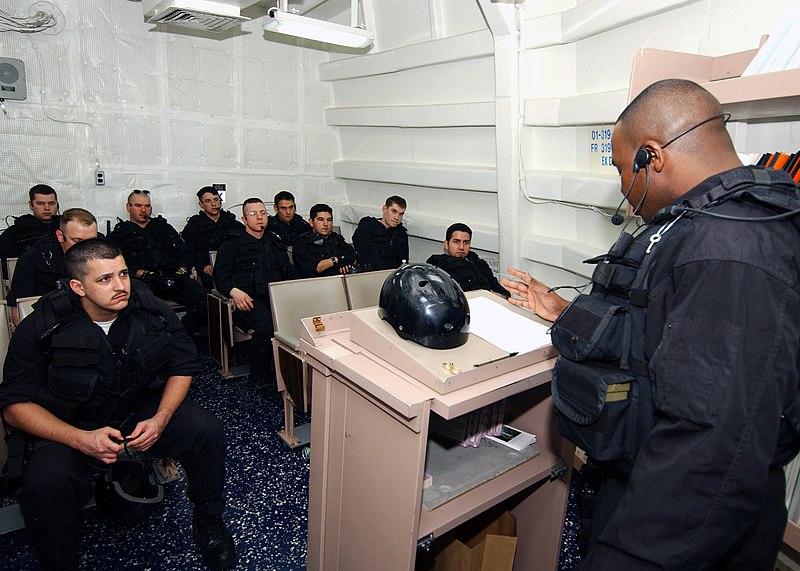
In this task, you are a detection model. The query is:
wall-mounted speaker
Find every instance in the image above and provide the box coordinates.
[0,57,27,101]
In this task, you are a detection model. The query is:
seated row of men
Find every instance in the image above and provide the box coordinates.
[2,185,508,388]
[0,186,510,571]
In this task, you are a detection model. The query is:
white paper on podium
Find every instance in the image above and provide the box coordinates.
[468,296,551,355]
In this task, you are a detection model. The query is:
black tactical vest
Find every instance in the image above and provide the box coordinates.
[32,283,173,430]
[550,167,800,470]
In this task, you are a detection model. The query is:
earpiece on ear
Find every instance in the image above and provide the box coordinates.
[633,147,652,173]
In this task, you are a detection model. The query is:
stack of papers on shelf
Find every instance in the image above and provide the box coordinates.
[485,425,537,452]
[742,10,800,76]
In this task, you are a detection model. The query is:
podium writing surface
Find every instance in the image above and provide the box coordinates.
[302,291,573,571]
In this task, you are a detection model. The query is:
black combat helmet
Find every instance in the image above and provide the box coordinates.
[94,452,164,521]
[378,263,470,350]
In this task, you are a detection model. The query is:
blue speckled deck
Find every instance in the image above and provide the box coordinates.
[0,346,583,570]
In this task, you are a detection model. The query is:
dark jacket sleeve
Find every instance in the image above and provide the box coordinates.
[277,247,300,280]
[162,221,193,270]
[352,217,382,271]
[0,314,49,410]
[180,216,208,272]
[476,258,510,298]
[107,223,141,278]
[397,225,409,265]
[291,236,319,278]
[0,225,17,261]
[211,237,238,296]
[156,296,198,378]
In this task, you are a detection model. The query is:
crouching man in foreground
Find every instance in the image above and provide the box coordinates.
[0,238,236,570]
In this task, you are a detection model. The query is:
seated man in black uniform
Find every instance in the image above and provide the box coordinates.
[214,198,298,390]
[266,190,308,246]
[107,189,207,335]
[293,203,359,278]
[181,186,243,292]
[0,239,235,570]
[0,184,61,274]
[426,223,510,298]
[352,195,408,270]
[7,207,98,325]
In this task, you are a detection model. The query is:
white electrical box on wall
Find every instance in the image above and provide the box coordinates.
[0,57,27,101]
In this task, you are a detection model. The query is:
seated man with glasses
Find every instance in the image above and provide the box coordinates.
[181,186,243,292]
[107,190,208,336]
[213,198,299,391]
[266,190,308,246]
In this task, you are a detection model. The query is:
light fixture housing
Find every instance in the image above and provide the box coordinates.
[263,7,374,49]
[143,0,252,33]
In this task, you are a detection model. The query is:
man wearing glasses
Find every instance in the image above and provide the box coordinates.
[213,198,298,391]
[181,186,243,292]
[266,190,308,246]
[107,190,207,336]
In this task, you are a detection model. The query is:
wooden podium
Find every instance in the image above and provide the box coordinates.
[302,292,573,571]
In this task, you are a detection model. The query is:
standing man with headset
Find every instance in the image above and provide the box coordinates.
[503,79,800,570]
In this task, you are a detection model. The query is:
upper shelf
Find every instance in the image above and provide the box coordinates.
[628,47,800,121]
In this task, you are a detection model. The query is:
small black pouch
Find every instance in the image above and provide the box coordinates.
[552,358,639,463]
[135,335,173,373]
[47,334,102,402]
[551,294,631,366]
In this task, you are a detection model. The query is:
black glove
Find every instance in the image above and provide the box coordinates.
[335,252,356,268]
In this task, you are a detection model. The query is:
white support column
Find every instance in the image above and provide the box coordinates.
[476,0,521,274]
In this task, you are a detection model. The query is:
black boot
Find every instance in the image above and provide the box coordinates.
[193,512,236,570]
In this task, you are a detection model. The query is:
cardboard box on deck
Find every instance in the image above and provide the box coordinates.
[424,510,518,571]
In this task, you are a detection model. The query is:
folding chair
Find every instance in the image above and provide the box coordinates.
[15,295,40,323]
[207,292,252,380]
[343,269,393,310]
[269,275,349,448]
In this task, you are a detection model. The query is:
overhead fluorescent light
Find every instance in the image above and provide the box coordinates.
[263,7,374,49]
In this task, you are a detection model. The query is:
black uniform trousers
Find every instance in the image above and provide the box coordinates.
[233,295,274,383]
[583,468,788,571]
[17,396,225,570]
[157,277,208,335]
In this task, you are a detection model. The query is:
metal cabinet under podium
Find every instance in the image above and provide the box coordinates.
[301,291,574,571]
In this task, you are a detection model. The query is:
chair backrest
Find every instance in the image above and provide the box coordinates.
[1,257,19,300]
[344,269,394,310]
[6,257,18,286]
[16,296,40,323]
[0,301,10,384]
[269,275,349,351]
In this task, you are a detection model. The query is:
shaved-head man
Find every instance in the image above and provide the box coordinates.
[503,79,800,569]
